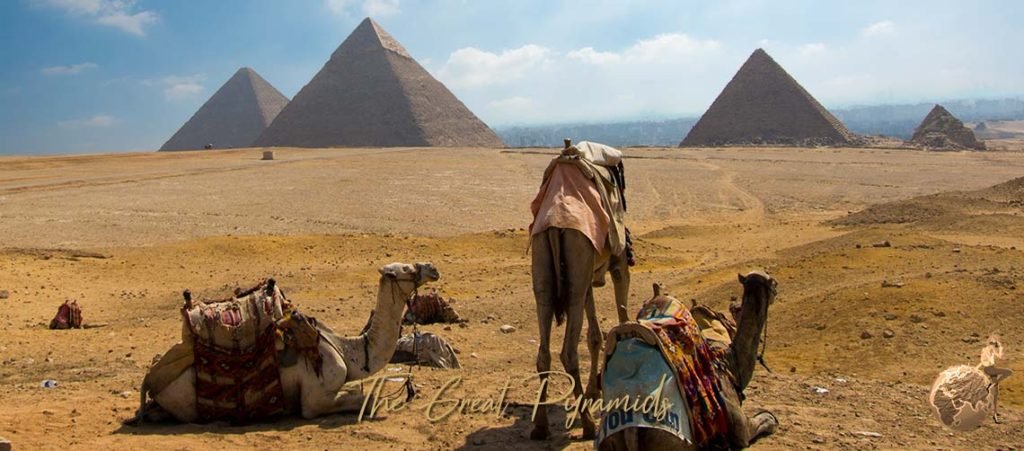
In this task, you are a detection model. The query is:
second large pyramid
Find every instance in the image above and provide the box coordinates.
[681,49,855,147]
[255,18,503,148]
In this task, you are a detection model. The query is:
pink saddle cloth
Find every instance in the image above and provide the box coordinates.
[529,162,610,251]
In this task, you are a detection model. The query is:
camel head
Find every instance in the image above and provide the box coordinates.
[737,271,776,302]
[379,262,440,295]
[733,271,777,323]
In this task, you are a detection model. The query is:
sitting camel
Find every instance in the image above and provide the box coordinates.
[131,262,439,423]
[598,272,779,450]
[529,140,631,440]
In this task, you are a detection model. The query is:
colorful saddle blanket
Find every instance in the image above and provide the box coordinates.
[49,299,83,329]
[183,280,290,423]
[193,326,285,423]
[602,295,731,448]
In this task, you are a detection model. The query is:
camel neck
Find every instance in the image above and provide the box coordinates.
[345,277,406,381]
[730,285,769,393]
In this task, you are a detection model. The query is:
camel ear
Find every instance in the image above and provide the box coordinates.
[738,273,746,284]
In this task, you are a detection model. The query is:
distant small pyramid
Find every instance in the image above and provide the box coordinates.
[160,68,289,151]
[680,49,856,147]
[255,18,503,148]
[911,105,985,150]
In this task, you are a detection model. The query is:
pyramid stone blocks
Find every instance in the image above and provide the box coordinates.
[681,49,855,147]
[255,18,502,148]
[160,68,289,151]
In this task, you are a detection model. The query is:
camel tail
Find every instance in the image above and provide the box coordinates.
[124,379,149,426]
[548,229,568,326]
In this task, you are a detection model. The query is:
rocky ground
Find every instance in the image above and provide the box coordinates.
[0,146,1023,450]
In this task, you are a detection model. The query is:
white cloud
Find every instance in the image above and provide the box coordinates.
[798,43,826,57]
[625,33,721,62]
[861,20,895,38]
[94,10,158,36]
[41,62,98,76]
[143,74,205,100]
[325,0,401,17]
[58,114,117,128]
[363,0,400,17]
[31,0,158,36]
[324,0,353,15]
[438,45,554,88]
[568,33,720,66]
[436,32,730,125]
[567,47,621,65]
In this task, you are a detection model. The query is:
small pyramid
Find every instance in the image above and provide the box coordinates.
[680,49,855,147]
[255,18,503,148]
[911,105,985,150]
[160,68,289,151]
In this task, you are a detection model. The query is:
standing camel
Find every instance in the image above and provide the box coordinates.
[529,140,631,440]
[598,272,779,450]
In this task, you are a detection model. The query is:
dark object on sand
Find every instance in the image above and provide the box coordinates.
[49,299,83,329]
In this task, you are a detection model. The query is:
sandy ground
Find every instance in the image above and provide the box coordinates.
[1,146,1023,450]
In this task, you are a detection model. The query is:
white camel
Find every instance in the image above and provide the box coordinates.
[133,262,439,422]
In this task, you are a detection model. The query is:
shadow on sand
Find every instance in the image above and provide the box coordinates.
[114,412,379,436]
[456,402,589,450]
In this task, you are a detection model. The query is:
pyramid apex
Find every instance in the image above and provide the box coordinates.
[344,17,411,58]
[747,48,774,62]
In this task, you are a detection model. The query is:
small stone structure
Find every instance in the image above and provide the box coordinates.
[911,105,986,150]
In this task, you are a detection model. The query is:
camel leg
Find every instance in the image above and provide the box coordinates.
[720,375,777,448]
[298,381,365,419]
[329,385,368,415]
[610,255,631,324]
[584,289,602,404]
[748,410,779,442]
[531,230,557,440]
[561,229,597,439]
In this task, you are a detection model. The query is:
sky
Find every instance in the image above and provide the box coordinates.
[0,0,1021,155]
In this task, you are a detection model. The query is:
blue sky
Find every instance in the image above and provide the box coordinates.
[1,0,1021,155]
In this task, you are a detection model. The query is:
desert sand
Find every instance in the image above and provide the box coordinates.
[1,146,1023,450]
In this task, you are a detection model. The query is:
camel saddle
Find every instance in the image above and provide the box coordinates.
[144,279,325,424]
[49,299,83,330]
[531,142,627,256]
[602,295,731,448]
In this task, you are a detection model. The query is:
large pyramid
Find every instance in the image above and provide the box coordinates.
[911,104,986,150]
[160,68,289,151]
[255,18,503,148]
[680,49,856,147]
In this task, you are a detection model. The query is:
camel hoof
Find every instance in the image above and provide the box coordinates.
[530,426,550,441]
[752,410,779,438]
